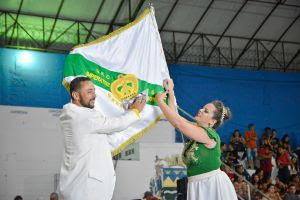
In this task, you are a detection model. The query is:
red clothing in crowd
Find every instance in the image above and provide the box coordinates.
[278,152,290,167]
[257,148,272,173]
[244,130,257,148]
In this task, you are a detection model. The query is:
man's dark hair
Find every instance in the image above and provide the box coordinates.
[50,192,59,200]
[248,123,254,129]
[14,195,23,200]
[69,77,91,100]
[288,183,296,188]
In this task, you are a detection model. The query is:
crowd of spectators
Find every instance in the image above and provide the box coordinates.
[221,124,300,200]
[13,124,299,200]
[13,192,58,200]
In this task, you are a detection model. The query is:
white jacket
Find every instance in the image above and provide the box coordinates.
[58,103,139,200]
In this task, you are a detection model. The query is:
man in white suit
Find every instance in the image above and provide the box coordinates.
[58,77,145,200]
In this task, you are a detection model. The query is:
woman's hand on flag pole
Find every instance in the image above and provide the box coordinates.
[163,79,174,93]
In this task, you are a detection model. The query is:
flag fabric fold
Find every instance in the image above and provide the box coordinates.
[62,7,170,156]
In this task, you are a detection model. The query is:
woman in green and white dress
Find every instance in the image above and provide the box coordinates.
[156,79,237,200]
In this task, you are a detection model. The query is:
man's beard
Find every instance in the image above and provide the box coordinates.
[79,96,94,109]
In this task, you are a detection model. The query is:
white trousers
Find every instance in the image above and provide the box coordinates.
[87,175,116,200]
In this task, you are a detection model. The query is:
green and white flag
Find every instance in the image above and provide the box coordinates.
[63,7,170,156]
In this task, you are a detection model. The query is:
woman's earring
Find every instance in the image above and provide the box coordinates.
[208,123,211,128]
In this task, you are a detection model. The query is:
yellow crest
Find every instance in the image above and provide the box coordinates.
[110,74,139,102]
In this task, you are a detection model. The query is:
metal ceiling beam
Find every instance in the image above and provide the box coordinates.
[255,40,260,66]
[85,0,106,42]
[281,42,286,66]
[46,0,65,48]
[163,30,298,68]
[176,0,215,61]
[203,34,231,64]
[77,22,80,44]
[229,37,233,64]
[42,17,45,47]
[79,22,97,40]
[163,48,174,60]
[48,22,77,47]
[249,0,300,8]
[128,0,132,21]
[159,0,179,32]
[1,13,7,42]
[131,0,146,21]
[0,9,123,27]
[284,48,300,71]
[0,17,14,40]
[2,9,299,45]
[206,0,248,62]
[232,0,280,67]
[180,34,202,57]
[257,12,300,70]
[4,12,7,42]
[201,35,205,64]
[8,0,23,45]
[3,45,70,54]
[162,29,300,45]
[106,0,125,34]
[7,13,41,47]
[258,40,282,67]
[172,31,176,58]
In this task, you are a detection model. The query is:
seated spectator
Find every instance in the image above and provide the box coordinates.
[227,143,239,166]
[263,184,282,200]
[230,129,247,165]
[283,184,300,200]
[251,173,264,200]
[280,134,292,153]
[143,191,159,200]
[220,142,228,164]
[290,154,299,176]
[233,175,248,200]
[275,177,287,196]
[294,147,300,165]
[221,164,234,181]
[262,177,273,192]
[258,138,273,181]
[277,146,292,184]
[255,168,265,183]
[14,196,23,200]
[273,142,280,158]
[236,164,251,181]
[262,127,272,140]
[270,129,279,146]
[251,173,263,190]
[289,175,300,194]
[230,129,246,152]
[50,192,59,200]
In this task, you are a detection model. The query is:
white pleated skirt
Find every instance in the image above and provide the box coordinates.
[187,169,238,200]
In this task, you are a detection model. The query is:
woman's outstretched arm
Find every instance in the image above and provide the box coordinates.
[156,92,216,148]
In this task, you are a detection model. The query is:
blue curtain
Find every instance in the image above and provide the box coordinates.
[169,64,300,148]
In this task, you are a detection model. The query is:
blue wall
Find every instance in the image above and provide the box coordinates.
[1,48,300,147]
[0,48,69,108]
